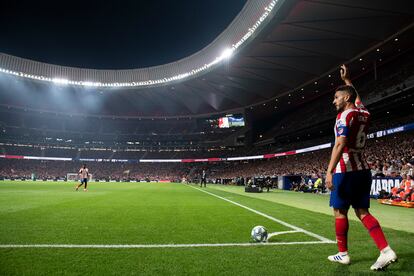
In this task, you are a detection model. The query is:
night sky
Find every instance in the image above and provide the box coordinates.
[0,0,246,69]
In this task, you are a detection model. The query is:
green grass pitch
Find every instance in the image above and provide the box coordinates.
[0,181,413,275]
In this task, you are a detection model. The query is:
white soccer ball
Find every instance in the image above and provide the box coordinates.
[251,225,268,242]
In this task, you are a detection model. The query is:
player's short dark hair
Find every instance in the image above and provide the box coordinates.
[335,85,357,103]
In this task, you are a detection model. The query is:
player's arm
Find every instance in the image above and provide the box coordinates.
[326,112,350,190]
[340,64,362,106]
[326,136,347,190]
[327,136,347,174]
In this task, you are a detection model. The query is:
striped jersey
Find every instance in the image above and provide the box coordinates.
[334,102,370,173]
[79,168,89,179]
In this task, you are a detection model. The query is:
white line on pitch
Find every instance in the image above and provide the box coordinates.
[268,230,301,239]
[0,241,334,249]
[188,185,334,243]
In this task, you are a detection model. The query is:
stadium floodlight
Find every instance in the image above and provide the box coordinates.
[220,48,234,60]
[52,78,69,85]
[81,81,101,87]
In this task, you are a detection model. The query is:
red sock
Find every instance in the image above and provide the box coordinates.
[361,214,388,251]
[335,217,349,252]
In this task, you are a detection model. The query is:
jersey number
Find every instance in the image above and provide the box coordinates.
[356,125,367,148]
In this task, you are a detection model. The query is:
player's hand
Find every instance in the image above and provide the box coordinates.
[340,64,350,82]
[325,172,333,191]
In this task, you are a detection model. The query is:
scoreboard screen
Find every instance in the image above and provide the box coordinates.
[218,115,245,128]
[204,114,245,129]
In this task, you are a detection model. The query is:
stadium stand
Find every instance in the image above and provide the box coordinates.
[1,130,412,186]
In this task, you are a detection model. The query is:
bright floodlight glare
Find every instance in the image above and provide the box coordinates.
[221,48,234,59]
[52,78,69,85]
[82,81,95,86]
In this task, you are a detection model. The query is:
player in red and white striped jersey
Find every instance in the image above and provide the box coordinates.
[333,93,370,173]
[326,65,397,271]
[75,164,89,192]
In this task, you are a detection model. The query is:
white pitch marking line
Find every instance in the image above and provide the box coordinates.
[0,241,334,249]
[188,185,335,243]
[268,230,301,239]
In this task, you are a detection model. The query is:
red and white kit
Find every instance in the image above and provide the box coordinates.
[334,101,371,173]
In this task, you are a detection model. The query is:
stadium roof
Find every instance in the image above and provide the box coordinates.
[0,0,413,118]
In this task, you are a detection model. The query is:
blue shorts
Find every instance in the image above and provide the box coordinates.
[329,169,372,209]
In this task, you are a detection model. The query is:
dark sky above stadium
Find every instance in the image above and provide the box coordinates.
[0,0,246,69]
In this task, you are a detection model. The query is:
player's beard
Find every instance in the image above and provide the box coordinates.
[335,100,346,113]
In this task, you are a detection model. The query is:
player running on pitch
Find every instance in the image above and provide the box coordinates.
[75,164,89,192]
[326,65,397,270]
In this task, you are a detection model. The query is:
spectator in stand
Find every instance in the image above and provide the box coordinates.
[400,174,413,201]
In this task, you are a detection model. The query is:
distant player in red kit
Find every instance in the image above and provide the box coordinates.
[326,65,397,270]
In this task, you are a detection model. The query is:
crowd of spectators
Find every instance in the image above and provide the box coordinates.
[365,132,414,177]
[1,131,412,186]
[0,145,246,160]
[209,132,414,180]
[0,159,191,182]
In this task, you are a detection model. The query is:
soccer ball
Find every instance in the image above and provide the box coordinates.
[251,225,268,242]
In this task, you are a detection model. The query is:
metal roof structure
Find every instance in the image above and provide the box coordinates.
[0,0,413,118]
